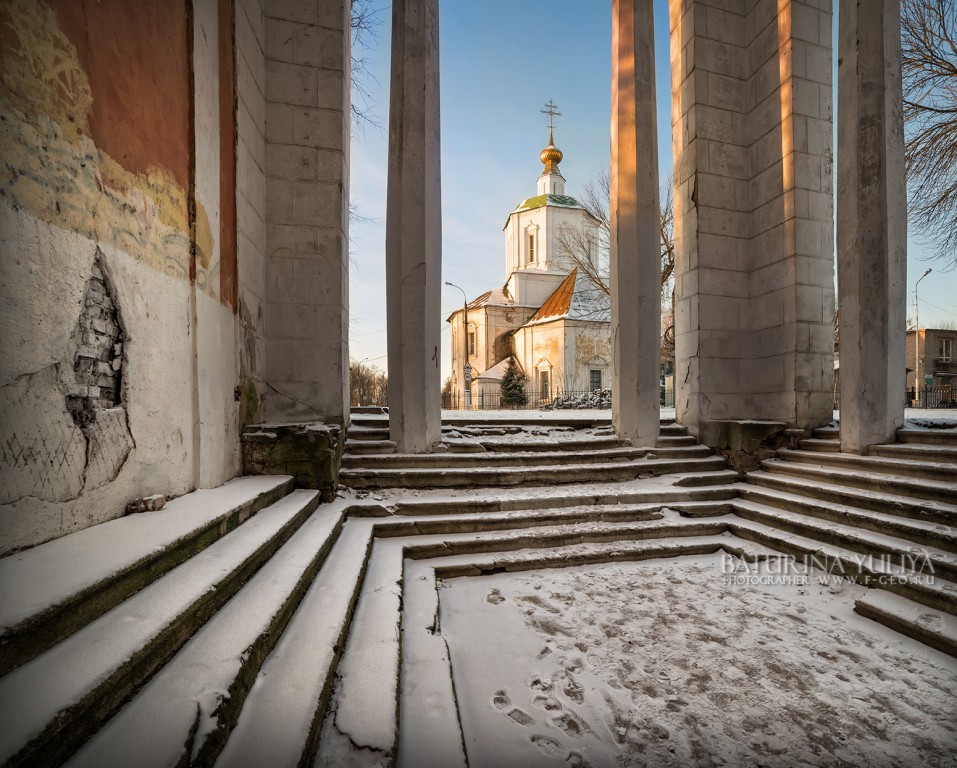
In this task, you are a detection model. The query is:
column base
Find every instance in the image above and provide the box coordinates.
[241,422,342,501]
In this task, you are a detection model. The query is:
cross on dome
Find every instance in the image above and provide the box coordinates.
[539,99,564,175]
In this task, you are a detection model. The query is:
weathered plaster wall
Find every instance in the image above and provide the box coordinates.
[0,0,241,553]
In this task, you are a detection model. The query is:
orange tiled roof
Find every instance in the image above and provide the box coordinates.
[527,268,578,323]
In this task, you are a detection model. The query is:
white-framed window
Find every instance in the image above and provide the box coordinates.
[539,370,549,398]
[468,331,476,356]
[940,338,953,362]
[590,369,602,391]
[527,233,535,263]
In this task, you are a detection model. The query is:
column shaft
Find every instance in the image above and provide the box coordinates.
[386,0,442,452]
[837,0,906,453]
[611,0,661,447]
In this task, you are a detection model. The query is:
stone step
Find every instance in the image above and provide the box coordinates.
[812,425,840,439]
[673,469,740,486]
[212,520,373,768]
[745,470,957,527]
[776,448,957,484]
[346,426,391,441]
[386,484,738,517]
[444,435,628,453]
[0,491,328,768]
[339,456,729,490]
[0,475,294,676]
[731,499,957,586]
[868,442,957,464]
[343,438,397,455]
[341,444,713,471]
[798,438,842,453]
[350,406,387,415]
[854,591,957,658]
[63,497,352,768]
[736,485,957,552]
[656,434,697,446]
[762,458,957,505]
[320,520,740,768]
[897,428,957,446]
[727,516,957,618]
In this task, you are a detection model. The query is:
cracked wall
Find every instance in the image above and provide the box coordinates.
[0,0,241,554]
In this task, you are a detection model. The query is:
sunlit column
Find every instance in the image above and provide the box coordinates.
[837,0,906,453]
[611,0,661,447]
[386,0,443,452]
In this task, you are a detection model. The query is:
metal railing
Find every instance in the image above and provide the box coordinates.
[834,385,956,410]
[441,388,676,411]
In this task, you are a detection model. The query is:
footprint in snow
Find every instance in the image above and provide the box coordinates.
[529,734,561,755]
[486,589,506,605]
[491,690,510,710]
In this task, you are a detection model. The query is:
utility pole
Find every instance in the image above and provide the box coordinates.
[445,281,471,409]
[915,267,932,407]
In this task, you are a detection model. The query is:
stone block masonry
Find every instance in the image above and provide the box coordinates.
[262,0,350,427]
[671,0,835,436]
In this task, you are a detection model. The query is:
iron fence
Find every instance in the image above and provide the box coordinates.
[441,387,676,411]
[834,385,956,410]
[907,386,956,409]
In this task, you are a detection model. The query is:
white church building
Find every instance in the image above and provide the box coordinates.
[447,126,612,407]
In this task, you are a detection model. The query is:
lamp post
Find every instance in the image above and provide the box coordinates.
[445,281,471,409]
[915,267,932,407]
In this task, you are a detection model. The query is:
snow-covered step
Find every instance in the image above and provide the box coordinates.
[761,458,957,504]
[868,442,957,464]
[342,446,651,470]
[731,499,957,585]
[339,456,729,490]
[727,517,957,618]
[346,426,391,441]
[328,521,735,768]
[389,484,738,516]
[397,535,779,768]
[212,520,374,768]
[897,427,957,446]
[736,485,957,552]
[0,490,327,768]
[798,438,841,453]
[0,475,293,675]
[64,498,352,768]
[656,434,697,447]
[673,468,739,486]
[343,438,397,454]
[446,436,628,453]
[775,448,957,484]
[854,590,957,658]
[746,470,957,526]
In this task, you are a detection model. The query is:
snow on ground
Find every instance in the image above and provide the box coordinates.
[440,554,957,768]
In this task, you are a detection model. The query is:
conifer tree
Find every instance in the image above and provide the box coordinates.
[500,359,527,407]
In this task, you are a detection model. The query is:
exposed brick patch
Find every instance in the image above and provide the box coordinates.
[65,255,124,427]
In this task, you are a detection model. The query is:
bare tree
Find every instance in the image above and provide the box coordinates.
[554,169,675,300]
[350,359,388,406]
[350,0,384,134]
[902,0,957,267]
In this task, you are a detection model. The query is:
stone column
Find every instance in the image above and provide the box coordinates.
[836,0,906,453]
[611,0,661,447]
[262,0,351,427]
[386,0,442,453]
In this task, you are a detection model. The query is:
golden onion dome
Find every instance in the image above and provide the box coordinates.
[540,127,563,174]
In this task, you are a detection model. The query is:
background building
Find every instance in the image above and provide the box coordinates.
[446,129,611,407]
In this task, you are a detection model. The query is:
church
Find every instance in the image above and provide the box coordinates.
[447,120,612,407]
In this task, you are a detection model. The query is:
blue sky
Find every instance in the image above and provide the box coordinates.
[347,0,957,374]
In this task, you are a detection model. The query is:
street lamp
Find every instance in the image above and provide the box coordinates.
[445,281,471,409]
[915,267,932,407]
